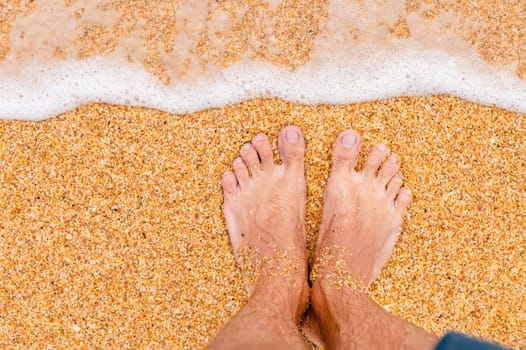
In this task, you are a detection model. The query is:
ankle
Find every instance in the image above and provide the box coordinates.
[249,271,310,323]
[311,279,438,350]
[310,279,362,348]
[208,273,310,350]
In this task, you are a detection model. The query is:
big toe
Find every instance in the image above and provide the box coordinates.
[278,125,305,168]
[332,129,361,172]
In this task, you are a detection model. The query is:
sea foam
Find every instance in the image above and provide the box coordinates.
[1,0,525,120]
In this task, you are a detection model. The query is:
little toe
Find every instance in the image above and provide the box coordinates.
[240,143,262,176]
[386,176,403,200]
[251,134,274,169]
[377,155,400,185]
[221,171,238,197]
[395,188,412,213]
[363,144,388,177]
[277,125,305,168]
[332,130,361,172]
[233,157,250,187]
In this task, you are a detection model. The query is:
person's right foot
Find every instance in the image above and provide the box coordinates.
[306,129,412,347]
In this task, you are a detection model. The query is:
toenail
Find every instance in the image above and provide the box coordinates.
[341,133,356,148]
[389,155,398,163]
[253,134,266,141]
[285,130,299,144]
[377,144,387,152]
[242,143,252,151]
[234,157,244,165]
[403,188,412,195]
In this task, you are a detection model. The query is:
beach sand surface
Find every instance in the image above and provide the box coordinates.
[1,96,525,348]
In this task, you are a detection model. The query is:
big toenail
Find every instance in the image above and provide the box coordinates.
[285,130,299,144]
[254,134,266,141]
[242,143,251,151]
[341,134,356,148]
[377,144,387,152]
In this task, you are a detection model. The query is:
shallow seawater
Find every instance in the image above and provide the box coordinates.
[1,0,526,119]
[0,1,525,349]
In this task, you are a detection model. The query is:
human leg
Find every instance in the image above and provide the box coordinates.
[207,126,310,350]
[307,129,438,349]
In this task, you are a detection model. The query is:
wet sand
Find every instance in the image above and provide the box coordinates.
[1,96,525,348]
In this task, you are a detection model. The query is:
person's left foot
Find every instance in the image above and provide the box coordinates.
[221,125,309,320]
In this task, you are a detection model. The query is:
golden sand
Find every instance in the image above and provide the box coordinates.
[1,0,526,349]
[1,96,525,349]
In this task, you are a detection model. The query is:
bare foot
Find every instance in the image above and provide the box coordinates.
[221,125,309,319]
[306,129,417,349]
[208,126,310,350]
[313,129,412,289]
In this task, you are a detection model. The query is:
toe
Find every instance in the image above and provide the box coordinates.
[395,188,412,213]
[386,176,403,199]
[377,155,400,184]
[251,134,274,169]
[221,171,238,197]
[233,157,250,187]
[363,144,388,177]
[332,130,361,172]
[278,125,305,168]
[240,143,262,176]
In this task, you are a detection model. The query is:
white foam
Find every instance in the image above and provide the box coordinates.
[1,0,526,120]
[1,41,526,121]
